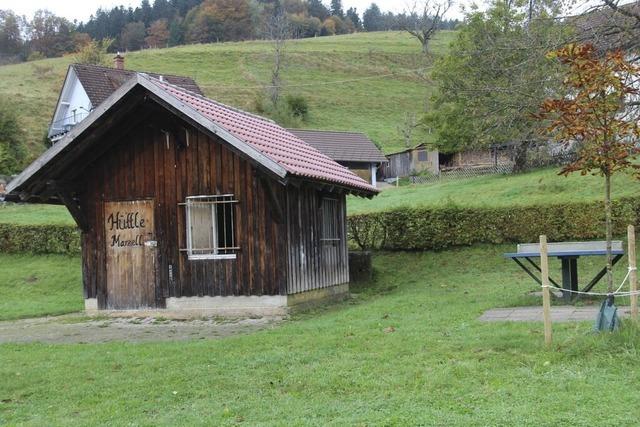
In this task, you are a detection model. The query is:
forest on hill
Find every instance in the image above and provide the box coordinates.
[0,0,459,64]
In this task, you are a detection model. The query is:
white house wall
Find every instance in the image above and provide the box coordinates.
[49,68,92,140]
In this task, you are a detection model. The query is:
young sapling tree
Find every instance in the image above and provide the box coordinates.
[537,43,640,293]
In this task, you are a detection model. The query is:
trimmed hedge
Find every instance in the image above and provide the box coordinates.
[0,223,80,255]
[1,198,639,255]
[347,198,640,251]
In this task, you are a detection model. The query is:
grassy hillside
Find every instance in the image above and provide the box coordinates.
[349,168,640,214]
[0,31,454,163]
[2,248,640,424]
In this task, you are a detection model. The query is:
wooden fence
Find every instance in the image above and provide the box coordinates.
[408,164,514,184]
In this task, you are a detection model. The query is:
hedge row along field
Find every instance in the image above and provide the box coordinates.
[1,198,638,255]
[347,198,640,251]
[0,224,80,255]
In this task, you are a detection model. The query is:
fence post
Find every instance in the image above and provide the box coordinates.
[628,225,638,321]
[540,235,552,347]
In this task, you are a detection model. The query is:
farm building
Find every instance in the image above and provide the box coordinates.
[382,143,512,178]
[6,71,377,317]
[382,144,439,178]
[438,147,512,171]
[288,129,387,187]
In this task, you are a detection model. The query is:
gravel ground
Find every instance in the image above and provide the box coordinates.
[0,314,283,344]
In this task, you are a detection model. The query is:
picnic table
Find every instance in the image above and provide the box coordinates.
[504,241,624,301]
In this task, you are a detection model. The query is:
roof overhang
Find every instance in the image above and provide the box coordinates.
[7,74,289,201]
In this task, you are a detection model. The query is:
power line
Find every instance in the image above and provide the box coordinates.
[197,67,430,91]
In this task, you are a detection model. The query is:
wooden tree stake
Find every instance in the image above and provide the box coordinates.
[628,225,638,321]
[540,235,552,347]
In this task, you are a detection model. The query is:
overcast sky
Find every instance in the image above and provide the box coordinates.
[2,0,626,24]
[3,0,478,23]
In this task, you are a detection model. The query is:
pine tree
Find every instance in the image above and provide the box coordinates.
[330,0,344,18]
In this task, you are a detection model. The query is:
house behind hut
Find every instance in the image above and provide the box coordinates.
[288,129,387,187]
[48,54,202,142]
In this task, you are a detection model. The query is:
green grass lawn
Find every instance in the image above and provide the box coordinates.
[1,246,639,425]
[0,31,454,163]
[0,254,82,321]
[349,167,640,214]
[0,203,73,225]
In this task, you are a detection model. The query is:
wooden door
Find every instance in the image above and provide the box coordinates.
[104,200,157,309]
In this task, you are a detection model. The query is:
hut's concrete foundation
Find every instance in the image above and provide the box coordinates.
[84,283,350,319]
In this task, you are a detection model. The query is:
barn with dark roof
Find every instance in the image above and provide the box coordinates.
[7,69,377,316]
[288,129,387,187]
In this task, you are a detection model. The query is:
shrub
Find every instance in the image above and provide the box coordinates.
[31,63,54,78]
[347,198,640,251]
[73,38,113,66]
[253,90,306,127]
[26,51,45,62]
[0,223,80,255]
[0,102,26,174]
[285,94,309,120]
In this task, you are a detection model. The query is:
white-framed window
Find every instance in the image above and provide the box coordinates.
[320,197,341,245]
[182,194,238,260]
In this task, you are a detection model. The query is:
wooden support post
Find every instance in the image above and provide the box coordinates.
[540,235,552,347]
[49,181,89,232]
[628,225,638,321]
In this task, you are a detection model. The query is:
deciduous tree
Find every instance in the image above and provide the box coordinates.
[74,37,114,65]
[536,43,640,293]
[425,0,567,170]
[29,10,75,58]
[0,10,24,56]
[402,0,452,55]
[120,21,146,50]
[184,0,253,43]
[145,18,169,48]
[265,2,290,107]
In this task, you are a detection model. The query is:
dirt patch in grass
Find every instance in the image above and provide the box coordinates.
[0,313,283,344]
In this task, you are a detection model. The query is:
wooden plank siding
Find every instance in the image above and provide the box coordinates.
[285,186,349,294]
[78,110,288,308]
[76,107,349,309]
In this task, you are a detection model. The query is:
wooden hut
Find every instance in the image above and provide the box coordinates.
[6,74,377,316]
[382,144,439,178]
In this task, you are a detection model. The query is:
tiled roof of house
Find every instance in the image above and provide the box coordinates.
[72,63,203,106]
[287,129,387,164]
[572,1,640,53]
[153,78,377,193]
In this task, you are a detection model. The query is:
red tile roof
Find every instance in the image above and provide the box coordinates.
[151,78,377,194]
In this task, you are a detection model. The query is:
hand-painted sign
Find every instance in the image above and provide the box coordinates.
[105,201,153,250]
